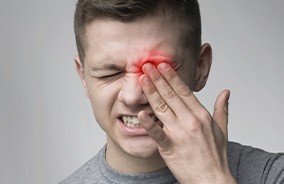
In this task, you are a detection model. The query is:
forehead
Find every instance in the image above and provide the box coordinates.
[84,16,185,68]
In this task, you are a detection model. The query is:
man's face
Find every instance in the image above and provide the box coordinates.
[77,15,201,159]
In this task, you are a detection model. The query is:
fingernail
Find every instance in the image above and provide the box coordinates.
[139,112,150,122]
[225,90,230,113]
[226,90,231,101]
[158,63,170,72]
[143,63,154,74]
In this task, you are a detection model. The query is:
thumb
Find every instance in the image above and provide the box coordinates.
[213,89,230,139]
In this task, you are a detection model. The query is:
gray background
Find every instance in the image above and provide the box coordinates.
[0,1,283,183]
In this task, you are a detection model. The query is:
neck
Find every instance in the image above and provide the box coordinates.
[105,137,167,174]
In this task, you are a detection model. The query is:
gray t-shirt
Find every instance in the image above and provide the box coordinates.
[59,142,284,184]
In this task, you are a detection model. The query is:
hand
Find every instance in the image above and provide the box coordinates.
[138,62,237,184]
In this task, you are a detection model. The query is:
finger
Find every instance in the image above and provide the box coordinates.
[157,63,204,112]
[213,89,230,139]
[138,111,172,151]
[139,74,177,128]
[142,63,189,117]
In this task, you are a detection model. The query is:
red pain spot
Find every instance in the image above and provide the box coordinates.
[137,57,176,75]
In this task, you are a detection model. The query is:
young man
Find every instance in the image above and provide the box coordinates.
[60,0,284,183]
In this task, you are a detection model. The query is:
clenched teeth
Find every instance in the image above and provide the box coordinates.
[121,115,157,127]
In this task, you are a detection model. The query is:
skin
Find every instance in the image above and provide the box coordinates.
[76,15,237,184]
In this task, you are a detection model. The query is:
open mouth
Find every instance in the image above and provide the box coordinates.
[119,114,160,128]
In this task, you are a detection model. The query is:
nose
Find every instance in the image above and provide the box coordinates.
[118,74,148,107]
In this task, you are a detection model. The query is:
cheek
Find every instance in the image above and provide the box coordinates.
[88,86,119,130]
[86,80,119,113]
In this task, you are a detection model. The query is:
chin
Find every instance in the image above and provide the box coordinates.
[121,137,160,159]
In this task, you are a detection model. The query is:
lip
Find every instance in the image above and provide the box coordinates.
[117,112,154,118]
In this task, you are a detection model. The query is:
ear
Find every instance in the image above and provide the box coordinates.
[75,56,89,98]
[193,43,212,92]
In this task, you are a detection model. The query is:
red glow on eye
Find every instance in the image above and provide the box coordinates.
[137,57,176,75]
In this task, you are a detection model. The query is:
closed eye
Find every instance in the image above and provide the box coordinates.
[97,72,124,80]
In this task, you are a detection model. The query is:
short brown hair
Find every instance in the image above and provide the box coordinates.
[74,0,202,64]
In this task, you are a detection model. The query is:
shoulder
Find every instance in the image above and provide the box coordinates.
[228,141,284,184]
[58,147,104,184]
